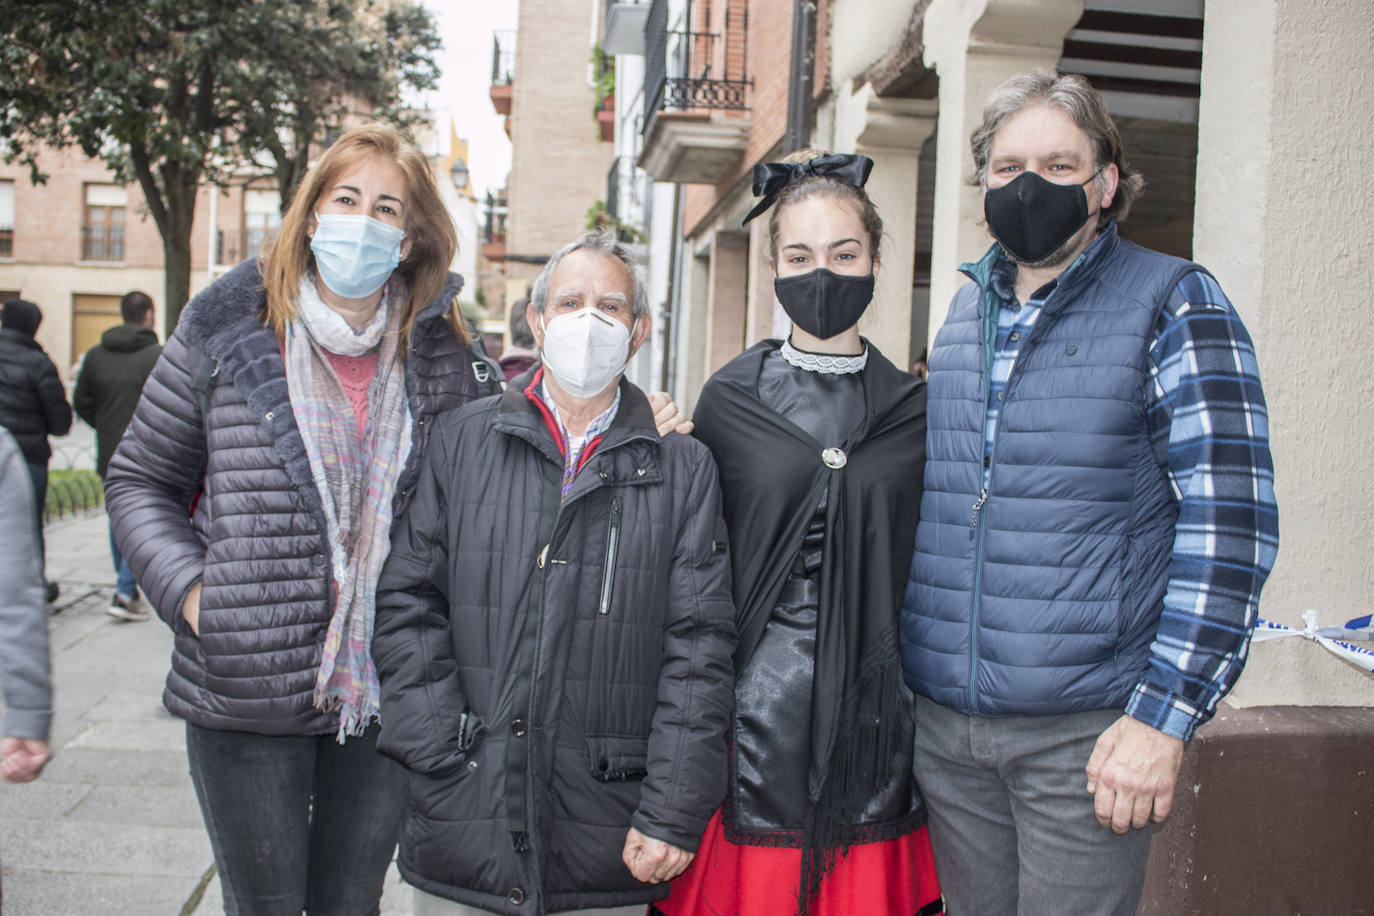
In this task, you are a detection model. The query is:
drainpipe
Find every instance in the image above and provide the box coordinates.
[661,183,684,394]
[784,0,817,153]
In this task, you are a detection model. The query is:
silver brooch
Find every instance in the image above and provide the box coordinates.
[821,447,847,469]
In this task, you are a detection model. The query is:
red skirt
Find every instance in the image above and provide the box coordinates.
[658,809,942,916]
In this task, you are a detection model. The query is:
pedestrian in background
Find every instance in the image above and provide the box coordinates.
[104,123,505,916]
[74,290,161,622]
[0,297,73,604]
[497,296,538,380]
[662,153,941,916]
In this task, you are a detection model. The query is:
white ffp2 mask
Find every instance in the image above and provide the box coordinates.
[540,308,634,399]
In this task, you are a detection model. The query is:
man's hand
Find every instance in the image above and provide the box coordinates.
[1,736,52,783]
[622,827,695,884]
[647,391,693,437]
[1085,715,1185,835]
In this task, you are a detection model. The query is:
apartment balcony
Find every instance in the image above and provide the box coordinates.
[637,0,750,185]
[602,0,650,55]
[481,191,508,261]
[489,30,516,124]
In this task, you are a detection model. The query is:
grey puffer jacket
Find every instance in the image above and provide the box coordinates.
[104,260,501,735]
[373,372,737,915]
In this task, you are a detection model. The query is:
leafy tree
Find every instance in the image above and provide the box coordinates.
[0,0,441,334]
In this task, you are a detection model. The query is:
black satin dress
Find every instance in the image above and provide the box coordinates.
[729,350,878,835]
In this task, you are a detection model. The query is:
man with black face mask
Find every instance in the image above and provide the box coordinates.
[899,71,1280,915]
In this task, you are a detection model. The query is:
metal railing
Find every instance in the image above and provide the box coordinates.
[44,472,104,523]
[483,191,508,244]
[491,30,516,86]
[643,0,750,132]
[606,155,650,224]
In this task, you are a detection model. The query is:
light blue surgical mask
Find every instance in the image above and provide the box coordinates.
[309,212,406,300]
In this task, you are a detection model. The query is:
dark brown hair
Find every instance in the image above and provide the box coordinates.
[766,149,884,265]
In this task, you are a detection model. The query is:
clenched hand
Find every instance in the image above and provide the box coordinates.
[622,827,695,884]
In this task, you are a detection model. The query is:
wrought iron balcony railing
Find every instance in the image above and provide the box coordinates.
[642,0,749,133]
[491,30,516,86]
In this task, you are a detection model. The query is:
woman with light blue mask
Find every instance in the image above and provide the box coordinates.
[104,123,506,915]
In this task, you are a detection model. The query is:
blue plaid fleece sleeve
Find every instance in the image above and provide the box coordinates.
[1125,270,1280,741]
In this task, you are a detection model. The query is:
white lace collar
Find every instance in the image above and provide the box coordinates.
[779,337,868,375]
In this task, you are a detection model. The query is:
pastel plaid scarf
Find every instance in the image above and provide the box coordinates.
[287,274,413,741]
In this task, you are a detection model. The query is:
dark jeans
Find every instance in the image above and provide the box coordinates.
[25,462,45,576]
[186,722,407,916]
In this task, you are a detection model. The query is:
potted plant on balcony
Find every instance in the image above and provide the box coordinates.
[592,44,615,141]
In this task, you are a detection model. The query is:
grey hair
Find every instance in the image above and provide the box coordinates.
[530,229,649,318]
[970,70,1145,224]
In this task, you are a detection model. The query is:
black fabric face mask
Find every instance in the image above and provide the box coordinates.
[773,268,875,341]
[983,170,1098,263]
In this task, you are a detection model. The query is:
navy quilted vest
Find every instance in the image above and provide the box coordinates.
[901,226,1199,717]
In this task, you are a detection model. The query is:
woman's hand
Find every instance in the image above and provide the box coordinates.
[648,391,693,436]
[622,827,695,884]
[182,582,203,635]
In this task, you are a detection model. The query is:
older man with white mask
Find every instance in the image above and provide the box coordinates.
[374,230,737,916]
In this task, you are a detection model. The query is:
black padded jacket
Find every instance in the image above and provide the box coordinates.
[104,260,501,735]
[373,372,737,915]
[0,328,72,465]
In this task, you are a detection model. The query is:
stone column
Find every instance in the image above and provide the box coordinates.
[1195,0,1374,706]
[744,218,779,347]
[921,0,1085,341]
[703,231,749,376]
[834,81,939,369]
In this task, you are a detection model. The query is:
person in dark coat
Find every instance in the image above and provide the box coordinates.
[0,298,73,603]
[661,154,940,916]
[73,290,161,621]
[497,297,539,381]
[103,124,506,916]
[373,229,737,916]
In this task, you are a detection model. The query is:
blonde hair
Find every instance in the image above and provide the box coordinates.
[260,123,464,343]
[766,148,884,266]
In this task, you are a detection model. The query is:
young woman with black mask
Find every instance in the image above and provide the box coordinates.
[658,152,943,916]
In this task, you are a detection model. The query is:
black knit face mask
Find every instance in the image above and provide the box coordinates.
[983,169,1101,264]
[773,268,875,340]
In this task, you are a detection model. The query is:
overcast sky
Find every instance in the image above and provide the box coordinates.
[416,0,519,200]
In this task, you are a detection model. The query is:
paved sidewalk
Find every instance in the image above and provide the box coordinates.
[0,493,412,912]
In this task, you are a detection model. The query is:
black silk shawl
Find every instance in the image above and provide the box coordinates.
[693,340,926,824]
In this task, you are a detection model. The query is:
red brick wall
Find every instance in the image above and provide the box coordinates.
[682,0,793,236]
[1,146,163,269]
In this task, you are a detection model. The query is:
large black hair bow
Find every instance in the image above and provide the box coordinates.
[741,153,874,225]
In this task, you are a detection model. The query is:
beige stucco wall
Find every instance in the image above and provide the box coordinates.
[828,0,925,88]
[1195,0,1374,706]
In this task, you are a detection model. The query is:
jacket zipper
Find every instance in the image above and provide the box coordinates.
[598,496,623,615]
[509,430,656,858]
[968,281,1064,710]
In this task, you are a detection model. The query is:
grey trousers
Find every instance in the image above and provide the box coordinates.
[914,696,1154,916]
[411,886,645,916]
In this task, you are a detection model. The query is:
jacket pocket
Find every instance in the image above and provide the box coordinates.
[597,495,623,616]
[585,734,648,782]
